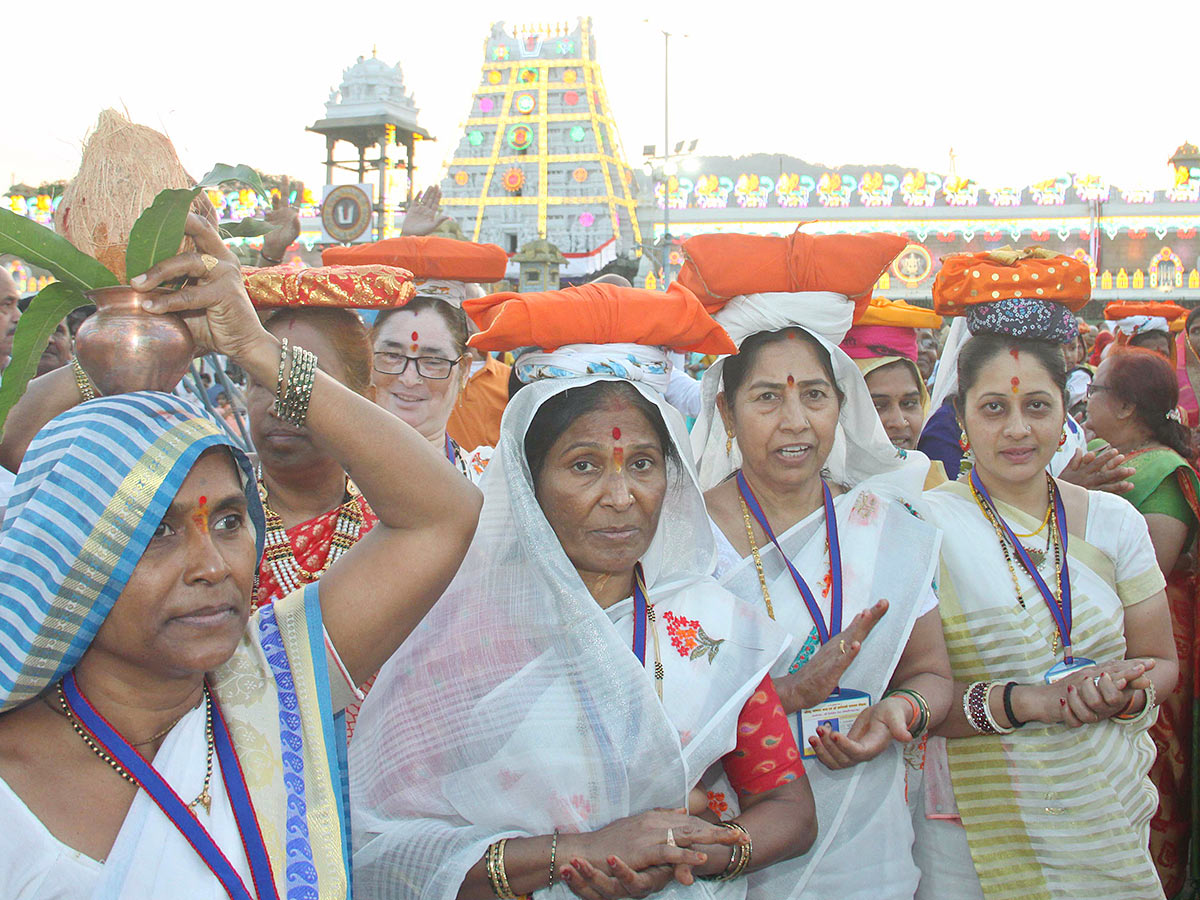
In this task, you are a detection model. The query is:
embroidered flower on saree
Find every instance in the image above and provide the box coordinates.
[849,491,881,525]
[707,791,729,815]
[663,611,724,662]
[788,627,821,673]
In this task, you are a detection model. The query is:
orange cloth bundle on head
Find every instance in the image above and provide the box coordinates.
[855,295,943,329]
[675,229,909,316]
[1104,300,1188,331]
[933,247,1091,315]
[321,235,508,282]
[243,265,415,308]
[464,281,737,354]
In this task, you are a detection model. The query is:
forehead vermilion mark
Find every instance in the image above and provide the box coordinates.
[192,496,210,531]
[1011,376,1020,394]
[787,374,795,386]
[611,426,621,440]
[1009,348,1020,361]
[612,446,625,472]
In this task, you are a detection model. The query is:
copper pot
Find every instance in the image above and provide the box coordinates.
[75,286,195,396]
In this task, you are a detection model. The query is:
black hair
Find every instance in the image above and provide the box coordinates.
[954,333,1067,419]
[721,327,844,406]
[523,381,679,482]
[1128,330,1171,352]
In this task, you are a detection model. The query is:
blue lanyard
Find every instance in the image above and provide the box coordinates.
[444,434,456,464]
[736,471,843,645]
[631,563,649,665]
[63,672,280,900]
[970,469,1075,663]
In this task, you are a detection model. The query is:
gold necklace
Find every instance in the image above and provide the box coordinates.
[737,491,775,620]
[1009,496,1054,538]
[58,682,216,814]
[258,468,364,595]
[970,476,1064,656]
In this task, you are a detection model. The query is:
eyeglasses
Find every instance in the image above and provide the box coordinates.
[1086,383,1112,398]
[372,351,463,379]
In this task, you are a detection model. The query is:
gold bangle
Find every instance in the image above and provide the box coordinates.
[485,841,506,898]
[702,821,752,881]
[72,357,97,401]
[495,838,518,900]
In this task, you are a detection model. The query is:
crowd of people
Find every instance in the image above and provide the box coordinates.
[0,196,1195,900]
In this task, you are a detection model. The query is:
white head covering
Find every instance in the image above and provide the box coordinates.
[414,278,470,307]
[1111,315,1169,337]
[691,291,928,493]
[351,372,789,900]
[513,343,672,393]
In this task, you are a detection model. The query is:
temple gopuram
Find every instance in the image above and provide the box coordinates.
[643,145,1200,316]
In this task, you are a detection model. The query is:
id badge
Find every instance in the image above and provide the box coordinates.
[798,688,871,758]
[1044,657,1097,684]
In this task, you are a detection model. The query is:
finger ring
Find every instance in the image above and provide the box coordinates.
[200,253,219,273]
[665,828,676,847]
[839,639,847,655]
[1093,675,1102,688]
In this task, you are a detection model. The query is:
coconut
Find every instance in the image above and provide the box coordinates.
[54,109,196,282]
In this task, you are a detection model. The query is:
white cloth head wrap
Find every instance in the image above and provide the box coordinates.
[691,291,927,492]
[1111,315,1169,337]
[414,279,469,307]
[513,343,672,393]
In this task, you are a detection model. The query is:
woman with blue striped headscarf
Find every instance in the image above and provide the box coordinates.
[0,214,482,900]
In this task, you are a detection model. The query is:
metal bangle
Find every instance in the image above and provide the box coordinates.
[548,830,559,889]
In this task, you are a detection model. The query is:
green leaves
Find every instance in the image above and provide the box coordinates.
[124,187,202,280]
[0,209,118,293]
[0,282,91,437]
[198,163,267,196]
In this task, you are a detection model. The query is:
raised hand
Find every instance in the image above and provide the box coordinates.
[261,196,301,262]
[130,213,269,362]
[1058,446,1135,494]
[806,694,912,770]
[400,185,451,236]
[774,599,888,714]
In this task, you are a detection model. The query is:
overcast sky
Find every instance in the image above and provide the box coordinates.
[4,0,1196,194]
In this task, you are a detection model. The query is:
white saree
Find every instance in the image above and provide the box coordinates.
[691,294,943,900]
[350,374,792,900]
[916,482,1166,900]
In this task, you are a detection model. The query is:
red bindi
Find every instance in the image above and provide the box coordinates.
[192,496,210,531]
[1011,376,1020,393]
[1009,348,1020,361]
[411,331,419,341]
[787,374,795,386]
[611,427,621,440]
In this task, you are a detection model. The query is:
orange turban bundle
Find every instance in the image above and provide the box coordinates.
[933,248,1091,315]
[243,265,415,308]
[855,296,943,329]
[675,229,909,316]
[321,236,508,282]
[465,281,737,354]
[1104,300,1188,330]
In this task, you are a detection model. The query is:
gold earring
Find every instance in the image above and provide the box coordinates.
[725,431,734,455]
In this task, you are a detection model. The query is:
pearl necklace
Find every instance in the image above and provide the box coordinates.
[258,468,364,596]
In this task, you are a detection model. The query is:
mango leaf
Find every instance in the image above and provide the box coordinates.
[0,209,118,292]
[219,218,275,239]
[124,187,202,280]
[0,282,91,437]
[198,163,267,197]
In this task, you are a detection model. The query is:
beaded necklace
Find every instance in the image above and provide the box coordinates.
[58,681,215,814]
[970,473,1065,656]
[258,468,365,595]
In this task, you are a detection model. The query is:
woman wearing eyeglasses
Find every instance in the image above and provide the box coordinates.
[371,295,493,482]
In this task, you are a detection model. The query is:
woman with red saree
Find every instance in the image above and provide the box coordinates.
[1086,347,1199,898]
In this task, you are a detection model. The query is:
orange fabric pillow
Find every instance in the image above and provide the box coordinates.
[1103,300,1188,322]
[676,230,908,316]
[243,265,415,308]
[934,249,1090,314]
[321,236,508,282]
[856,296,943,329]
[465,282,737,354]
